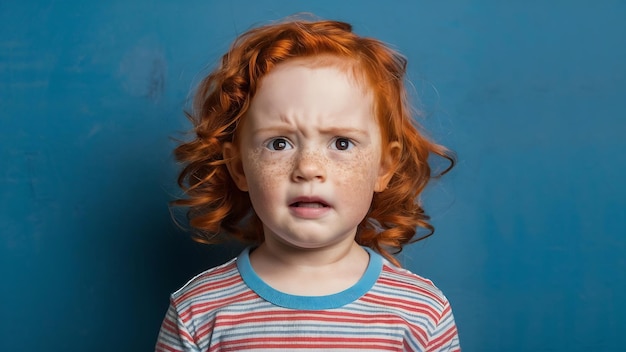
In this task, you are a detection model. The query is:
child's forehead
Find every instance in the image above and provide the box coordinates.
[287,55,353,69]
[239,56,379,135]
[263,55,371,93]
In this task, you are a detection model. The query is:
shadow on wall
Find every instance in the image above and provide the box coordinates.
[67,106,243,349]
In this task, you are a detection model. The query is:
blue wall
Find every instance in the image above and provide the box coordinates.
[1,1,624,351]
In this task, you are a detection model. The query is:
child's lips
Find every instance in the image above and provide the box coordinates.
[290,201,328,208]
[289,196,330,208]
[288,196,331,218]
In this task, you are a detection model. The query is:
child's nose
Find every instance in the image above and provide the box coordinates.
[291,151,327,182]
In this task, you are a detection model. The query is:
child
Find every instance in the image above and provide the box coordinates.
[157,17,460,352]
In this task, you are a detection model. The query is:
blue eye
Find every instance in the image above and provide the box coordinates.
[332,138,354,151]
[266,138,293,151]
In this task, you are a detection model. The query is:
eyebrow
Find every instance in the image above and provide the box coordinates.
[251,126,295,134]
[252,126,369,137]
[319,127,369,137]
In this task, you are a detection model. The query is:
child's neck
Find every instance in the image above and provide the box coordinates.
[249,240,369,296]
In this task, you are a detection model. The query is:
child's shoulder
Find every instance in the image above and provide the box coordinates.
[169,256,243,305]
[375,259,451,311]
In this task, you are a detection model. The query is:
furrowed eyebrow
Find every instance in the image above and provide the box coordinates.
[319,127,369,137]
[251,126,369,138]
[252,126,296,134]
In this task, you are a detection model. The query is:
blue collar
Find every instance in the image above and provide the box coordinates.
[236,246,383,310]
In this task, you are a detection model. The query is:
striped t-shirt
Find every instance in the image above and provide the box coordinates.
[156,247,460,351]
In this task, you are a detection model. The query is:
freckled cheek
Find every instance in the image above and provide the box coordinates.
[244,150,294,190]
[333,151,380,194]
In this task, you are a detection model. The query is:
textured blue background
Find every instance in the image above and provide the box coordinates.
[1,1,625,351]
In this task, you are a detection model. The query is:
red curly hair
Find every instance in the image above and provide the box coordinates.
[173,18,454,266]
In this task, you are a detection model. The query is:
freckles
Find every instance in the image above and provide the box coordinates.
[246,149,292,190]
[335,150,379,193]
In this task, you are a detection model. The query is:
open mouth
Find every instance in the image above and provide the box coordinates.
[288,197,331,217]
[290,201,329,208]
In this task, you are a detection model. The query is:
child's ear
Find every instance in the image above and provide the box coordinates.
[223,142,249,192]
[375,141,401,192]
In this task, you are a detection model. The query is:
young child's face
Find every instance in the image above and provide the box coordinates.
[225,57,393,251]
